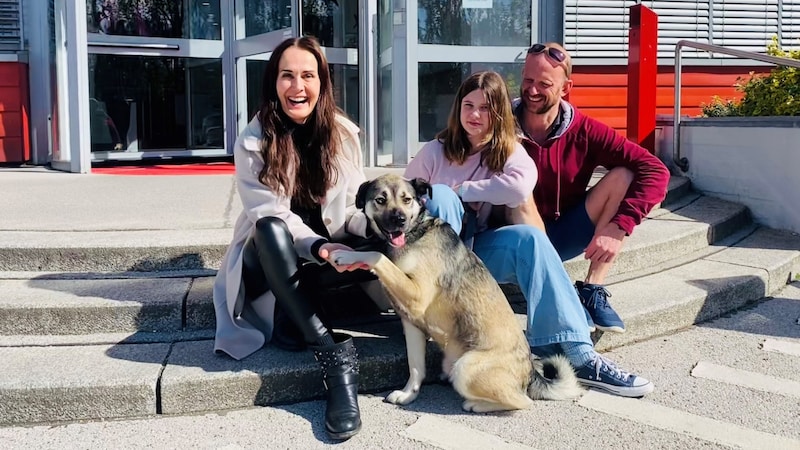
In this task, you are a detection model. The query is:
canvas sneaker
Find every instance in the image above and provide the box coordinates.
[576,281,625,333]
[575,354,654,398]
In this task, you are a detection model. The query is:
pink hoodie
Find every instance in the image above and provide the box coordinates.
[404,139,538,232]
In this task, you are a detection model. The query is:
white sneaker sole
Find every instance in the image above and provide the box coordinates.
[595,324,625,333]
[579,379,654,398]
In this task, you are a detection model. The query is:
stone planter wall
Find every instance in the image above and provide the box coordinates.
[678,116,800,234]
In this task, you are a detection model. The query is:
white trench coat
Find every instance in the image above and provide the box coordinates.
[213,115,369,360]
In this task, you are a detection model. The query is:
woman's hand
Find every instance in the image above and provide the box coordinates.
[318,242,370,272]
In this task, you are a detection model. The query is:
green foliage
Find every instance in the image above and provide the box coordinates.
[701,37,800,117]
[700,96,741,117]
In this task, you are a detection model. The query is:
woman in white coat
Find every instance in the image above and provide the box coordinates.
[213,36,373,441]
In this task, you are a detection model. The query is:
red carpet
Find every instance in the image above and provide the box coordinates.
[92,162,235,176]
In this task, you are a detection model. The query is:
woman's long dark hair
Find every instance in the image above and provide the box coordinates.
[436,71,517,172]
[256,36,340,207]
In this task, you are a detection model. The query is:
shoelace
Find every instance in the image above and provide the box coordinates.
[586,285,612,308]
[591,354,631,382]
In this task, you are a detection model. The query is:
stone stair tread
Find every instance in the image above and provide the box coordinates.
[0,277,192,335]
[594,227,800,351]
[0,330,215,347]
[0,342,170,425]
[563,193,750,280]
[2,228,796,425]
[0,229,233,248]
[0,209,772,338]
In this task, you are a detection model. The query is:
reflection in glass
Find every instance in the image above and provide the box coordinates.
[377,66,392,158]
[417,62,523,142]
[302,0,358,48]
[378,0,392,53]
[244,60,359,127]
[88,54,222,152]
[245,0,292,37]
[86,0,221,40]
[417,0,531,46]
[330,63,359,124]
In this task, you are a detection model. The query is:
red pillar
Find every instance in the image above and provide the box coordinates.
[626,4,658,152]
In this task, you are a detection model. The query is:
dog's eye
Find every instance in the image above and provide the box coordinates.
[375,197,386,205]
[402,197,412,204]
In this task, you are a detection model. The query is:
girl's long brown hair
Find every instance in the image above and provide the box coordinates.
[436,71,517,172]
[256,36,340,207]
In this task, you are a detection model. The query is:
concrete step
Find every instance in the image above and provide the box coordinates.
[0,193,752,339]
[0,176,691,273]
[1,228,797,426]
[563,193,751,282]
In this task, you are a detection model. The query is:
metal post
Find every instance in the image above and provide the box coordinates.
[673,43,688,172]
[626,4,658,152]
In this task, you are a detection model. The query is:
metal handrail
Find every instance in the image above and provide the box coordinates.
[673,40,800,172]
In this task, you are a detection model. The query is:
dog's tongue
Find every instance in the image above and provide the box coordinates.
[389,231,406,247]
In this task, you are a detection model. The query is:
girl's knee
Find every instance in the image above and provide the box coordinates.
[424,184,464,233]
[426,184,461,211]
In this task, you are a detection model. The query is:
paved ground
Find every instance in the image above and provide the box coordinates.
[2,283,798,450]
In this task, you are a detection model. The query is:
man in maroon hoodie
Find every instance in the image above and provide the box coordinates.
[513,42,670,334]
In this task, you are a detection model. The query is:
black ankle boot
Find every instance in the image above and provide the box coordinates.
[311,332,361,440]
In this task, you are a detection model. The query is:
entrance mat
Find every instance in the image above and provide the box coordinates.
[92,162,234,176]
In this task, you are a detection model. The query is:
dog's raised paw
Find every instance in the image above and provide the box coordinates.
[385,389,419,405]
[330,250,359,266]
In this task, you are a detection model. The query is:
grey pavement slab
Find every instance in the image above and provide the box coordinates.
[0,277,190,335]
[0,171,241,232]
[0,167,402,234]
[0,343,170,425]
[1,285,797,449]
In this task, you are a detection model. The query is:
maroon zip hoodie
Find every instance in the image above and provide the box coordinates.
[516,100,670,235]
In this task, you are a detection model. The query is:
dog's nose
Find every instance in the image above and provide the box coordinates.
[389,210,406,226]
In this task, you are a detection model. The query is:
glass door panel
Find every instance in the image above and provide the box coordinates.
[84,0,227,160]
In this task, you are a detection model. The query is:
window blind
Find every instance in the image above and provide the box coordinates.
[712,0,779,53]
[0,0,21,51]
[564,0,798,59]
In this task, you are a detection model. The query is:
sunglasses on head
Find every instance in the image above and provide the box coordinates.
[527,43,566,64]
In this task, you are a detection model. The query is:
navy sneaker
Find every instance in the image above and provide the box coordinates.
[576,282,625,333]
[575,354,654,398]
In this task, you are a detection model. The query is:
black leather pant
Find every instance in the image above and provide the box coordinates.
[241,216,376,347]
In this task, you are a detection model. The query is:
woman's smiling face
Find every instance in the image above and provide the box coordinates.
[276,46,321,124]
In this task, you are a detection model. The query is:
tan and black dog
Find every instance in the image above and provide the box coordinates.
[331,174,582,412]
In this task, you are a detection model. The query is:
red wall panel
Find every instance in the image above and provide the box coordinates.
[0,62,30,163]
[569,65,770,135]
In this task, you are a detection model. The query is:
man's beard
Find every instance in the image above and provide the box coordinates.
[524,95,558,115]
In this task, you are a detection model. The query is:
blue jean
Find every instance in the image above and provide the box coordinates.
[425,184,592,348]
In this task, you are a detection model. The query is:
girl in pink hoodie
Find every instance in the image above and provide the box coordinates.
[405,70,653,398]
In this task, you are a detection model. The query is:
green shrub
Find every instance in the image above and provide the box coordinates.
[701,37,800,117]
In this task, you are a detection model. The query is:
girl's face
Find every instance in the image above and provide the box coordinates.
[459,88,491,149]
[276,46,321,124]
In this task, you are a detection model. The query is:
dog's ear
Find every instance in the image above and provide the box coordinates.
[410,178,433,200]
[355,180,371,210]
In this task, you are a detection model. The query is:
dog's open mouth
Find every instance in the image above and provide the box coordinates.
[375,222,407,248]
[386,230,406,248]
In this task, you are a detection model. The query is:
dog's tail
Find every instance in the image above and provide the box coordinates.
[527,354,584,401]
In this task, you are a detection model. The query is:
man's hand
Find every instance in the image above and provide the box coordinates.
[584,223,626,264]
[318,242,370,272]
